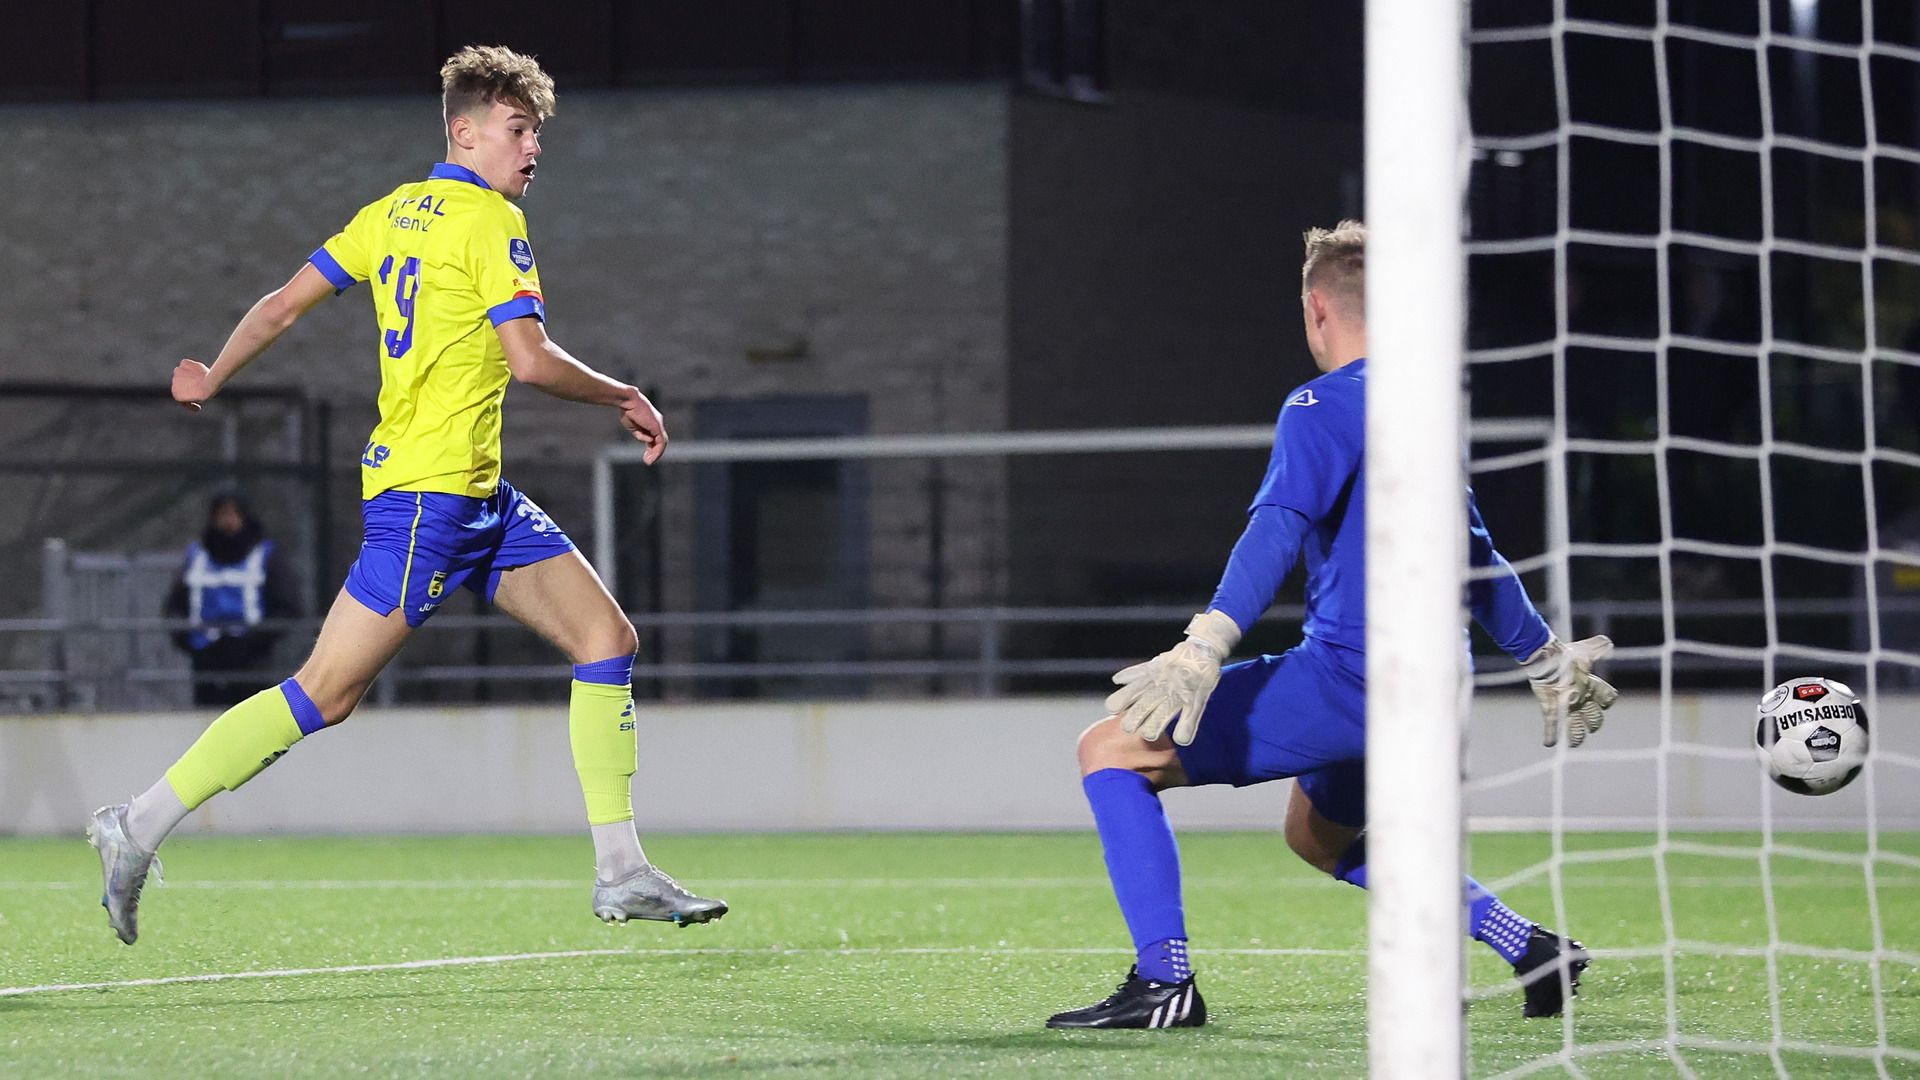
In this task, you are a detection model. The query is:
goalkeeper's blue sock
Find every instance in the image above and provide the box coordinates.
[1332,836,1369,888]
[1466,878,1536,965]
[1083,768,1190,983]
[1332,837,1536,966]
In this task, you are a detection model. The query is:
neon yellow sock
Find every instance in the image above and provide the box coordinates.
[570,680,637,825]
[164,685,306,810]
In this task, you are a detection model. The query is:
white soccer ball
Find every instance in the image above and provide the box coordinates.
[1754,677,1868,796]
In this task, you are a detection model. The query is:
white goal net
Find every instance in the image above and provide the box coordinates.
[1457,1,1920,1076]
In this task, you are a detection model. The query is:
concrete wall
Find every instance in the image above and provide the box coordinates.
[5,693,1912,836]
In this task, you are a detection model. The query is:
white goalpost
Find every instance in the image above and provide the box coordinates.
[1364,0,1471,1075]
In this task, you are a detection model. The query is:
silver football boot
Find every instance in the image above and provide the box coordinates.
[86,803,163,945]
[591,865,728,927]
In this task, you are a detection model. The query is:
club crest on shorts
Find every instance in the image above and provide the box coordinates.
[509,238,535,272]
[427,570,447,599]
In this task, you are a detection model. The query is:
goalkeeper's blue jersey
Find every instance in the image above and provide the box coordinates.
[1247,359,1370,652]
[1231,358,1551,661]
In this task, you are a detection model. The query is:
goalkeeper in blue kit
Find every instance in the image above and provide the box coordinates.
[1046,220,1619,1030]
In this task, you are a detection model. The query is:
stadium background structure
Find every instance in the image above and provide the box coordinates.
[0,0,1363,709]
[4,0,1919,1076]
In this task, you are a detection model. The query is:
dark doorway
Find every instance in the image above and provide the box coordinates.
[694,396,870,698]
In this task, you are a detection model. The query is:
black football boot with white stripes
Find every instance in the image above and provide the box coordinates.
[1046,967,1207,1030]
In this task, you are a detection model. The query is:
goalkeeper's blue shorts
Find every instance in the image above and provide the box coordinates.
[344,479,575,628]
[1171,635,1369,827]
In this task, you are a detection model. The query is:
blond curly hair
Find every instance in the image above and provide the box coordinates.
[440,45,556,125]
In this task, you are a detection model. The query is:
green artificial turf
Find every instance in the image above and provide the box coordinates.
[2,832,1914,1077]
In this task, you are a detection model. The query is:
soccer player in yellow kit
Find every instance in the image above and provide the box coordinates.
[88,45,726,944]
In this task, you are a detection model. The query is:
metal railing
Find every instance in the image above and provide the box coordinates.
[0,594,1912,712]
[0,605,1200,709]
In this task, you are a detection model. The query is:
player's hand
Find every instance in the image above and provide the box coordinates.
[1521,635,1619,748]
[1106,609,1242,746]
[618,387,668,464]
[171,358,215,412]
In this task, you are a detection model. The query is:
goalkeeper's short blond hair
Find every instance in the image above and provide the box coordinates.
[1302,220,1366,317]
[441,45,556,125]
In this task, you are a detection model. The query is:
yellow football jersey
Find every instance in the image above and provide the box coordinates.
[310,163,546,500]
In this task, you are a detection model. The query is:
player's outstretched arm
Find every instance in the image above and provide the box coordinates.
[171,263,337,411]
[1466,490,1619,747]
[496,317,667,464]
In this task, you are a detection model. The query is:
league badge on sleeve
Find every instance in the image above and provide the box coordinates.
[509,238,535,272]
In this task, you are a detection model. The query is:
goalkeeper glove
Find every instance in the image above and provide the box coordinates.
[1106,610,1243,746]
[1521,635,1619,748]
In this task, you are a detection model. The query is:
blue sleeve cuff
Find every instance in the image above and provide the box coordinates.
[1509,621,1553,664]
[307,247,358,292]
[487,296,546,326]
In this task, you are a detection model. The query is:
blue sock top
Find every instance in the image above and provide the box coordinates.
[1468,884,1536,966]
[279,677,327,736]
[1138,937,1192,983]
[574,655,635,686]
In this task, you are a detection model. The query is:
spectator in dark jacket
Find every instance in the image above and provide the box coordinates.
[164,494,300,707]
